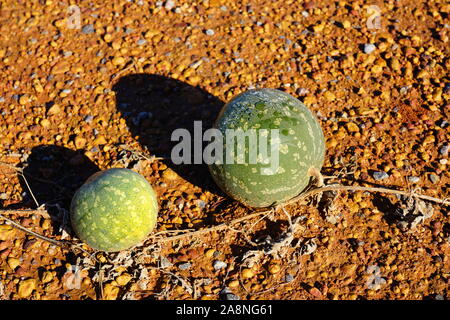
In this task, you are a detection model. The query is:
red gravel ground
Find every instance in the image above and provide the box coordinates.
[0,0,448,300]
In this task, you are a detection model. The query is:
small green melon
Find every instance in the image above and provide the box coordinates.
[208,88,325,208]
[70,168,158,252]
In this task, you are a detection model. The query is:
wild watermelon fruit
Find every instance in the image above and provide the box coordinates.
[70,168,158,252]
[208,88,325,208]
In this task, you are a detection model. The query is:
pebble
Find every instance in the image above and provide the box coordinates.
[342,20,351,29]
[84,115,94,123]
[220,287,240,300]
[439,145,449,156]
[284,274,294,282]
[408,176,420,183]
[162,168,179,180]
[41,271,54,284]
[81,24,95,34]
[159,256,173,269]
[268,264,281,274]
[429,174,439,184]
[213,260,227,270]
[225,293,240,300]
[7,257,20,270]
[363,43,376,54]
[241,268,254,279]
[438,120,448,128]
[112,56,125,66]
[164,0,175,10]
[204,249,216,258]
[137,39,147,46]
[18,279,36,298]
[103,283,119,300]
[205,29,215,36]
[373,171,389,181]
[116,273,132,286]
[178,262,191,270]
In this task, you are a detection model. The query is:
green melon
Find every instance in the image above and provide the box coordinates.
[208,88,325,208]
[70,168,158,252]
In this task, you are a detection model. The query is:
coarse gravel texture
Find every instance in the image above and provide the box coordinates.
[0,0,449,300]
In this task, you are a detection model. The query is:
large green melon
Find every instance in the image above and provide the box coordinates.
[70,168,158,252]
[208,88,325,208]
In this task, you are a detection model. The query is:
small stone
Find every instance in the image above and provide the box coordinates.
[162,168,179,180]
[439,145,449,156]
[429,174,439,184]
[40,119,51,128]
[408,176,420,183]
[93,135,107,145]
[84,115,94,123]
[41,271,54,284]
[241,268,254,279]
[309,287,322,298]
[164,0,175,10]
[18,279,36,298]
[323,91,336,101]
[373,171,389,181]
[363,43,376,54]
[205,249,215,258]
[159,256,173,269]
[74,136,87,149]
[342,20,351,29]
[205,29,215,36]
[7,257,20,270]
[137,39,147,45]
[225,293,240,300]
[268,264,281,274]
[116,273,132,286]
[284,274,294,282]
[178,262,191,270]
[112,56,125,66]
[81,24,95,34]
[313,23,325,33]
[47,104,61,115]
[103,283,119,300]
[51,61,70,74]
[213,260,227,270]
[19,95,29,105]
[346,122,359,133]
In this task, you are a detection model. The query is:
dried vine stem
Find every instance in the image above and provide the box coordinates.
[0,211,95,259]
[0,211,70,249]
[0,183,448,249]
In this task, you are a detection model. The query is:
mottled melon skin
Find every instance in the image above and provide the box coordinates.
[70,168,158,252]
[209,88,325,208]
